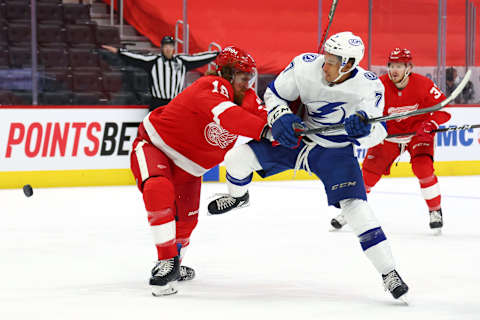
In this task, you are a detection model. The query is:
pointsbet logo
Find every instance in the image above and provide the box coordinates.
[5,121,140,158]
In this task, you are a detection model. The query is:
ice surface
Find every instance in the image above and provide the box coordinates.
[1,176,479,320]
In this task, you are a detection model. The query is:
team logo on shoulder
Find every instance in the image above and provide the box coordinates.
[348,39,363,46]
[364,72,378,80]
[302,54,318,62]
[204,122,238,149]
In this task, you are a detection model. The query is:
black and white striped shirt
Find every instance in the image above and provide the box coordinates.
[118,49,219,100]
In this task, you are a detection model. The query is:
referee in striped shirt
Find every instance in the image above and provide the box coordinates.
[102,36,219,111]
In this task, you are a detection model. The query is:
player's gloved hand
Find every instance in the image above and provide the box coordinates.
[416,120,438,137]
[268,105,304,148]
[345,111,371,138]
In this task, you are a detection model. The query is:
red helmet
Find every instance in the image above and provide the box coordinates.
[216,46,256,74]
[388,48,412,64]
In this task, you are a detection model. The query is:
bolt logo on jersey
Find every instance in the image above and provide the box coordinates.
[302,54,318,62]
[307,101,347,125]
[204,122,238,149]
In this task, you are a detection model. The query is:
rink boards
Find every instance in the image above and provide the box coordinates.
[0,105,479,188]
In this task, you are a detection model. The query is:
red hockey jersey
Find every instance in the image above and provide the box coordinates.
[380,73,451,143]
[140,75,267,176]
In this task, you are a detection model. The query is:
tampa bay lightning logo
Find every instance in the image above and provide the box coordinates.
[364,71,378,80]
[302,54,318,62]
[348,38,362,46]
[307,101,346,125]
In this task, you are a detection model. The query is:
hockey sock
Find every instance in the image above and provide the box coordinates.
[340,199,395,274]
[143,177,178,260]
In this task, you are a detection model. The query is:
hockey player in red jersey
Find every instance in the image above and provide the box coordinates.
[331,48,451,233]
[130,46,268,296]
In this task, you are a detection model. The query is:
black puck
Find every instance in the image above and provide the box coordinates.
[23,184,33,197]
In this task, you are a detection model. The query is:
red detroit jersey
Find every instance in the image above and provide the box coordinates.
[380,73,451,138]
[141,75,267,176]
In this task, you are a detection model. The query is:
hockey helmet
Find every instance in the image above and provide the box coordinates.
[323,31,365,70]
[388,48,412,65]
[216,46,256,75]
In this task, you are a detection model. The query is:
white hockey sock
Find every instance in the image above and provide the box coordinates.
[340,199,396,275]
[224,144,263,198]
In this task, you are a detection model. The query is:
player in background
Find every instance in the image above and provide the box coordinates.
[331,48,451,233]
[130,46,268,296]
[207,32,409,301]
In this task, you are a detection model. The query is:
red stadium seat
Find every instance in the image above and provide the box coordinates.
[8,46,31,68]
[41,69,73,91]
[68,47,99,70]
[95,26,121,46]
[38,24,65,46]
[7,23,30,45]
[65,24,96,48]
[39,47,69,70]
[37,3,63,24]
[72,70,101,92]
[63,3,91,24]
[5,1,30,22]
[101,70,124,92]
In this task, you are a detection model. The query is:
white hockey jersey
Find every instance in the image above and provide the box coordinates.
[264,53,387,149]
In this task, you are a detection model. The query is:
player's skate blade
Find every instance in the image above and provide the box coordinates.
[382,269,409,300]
[151,283,177,296]
[207,192,249,215]
[178,265,195,281]
[150,256,180,296]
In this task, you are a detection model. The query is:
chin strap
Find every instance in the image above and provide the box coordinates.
[328,65,354,85]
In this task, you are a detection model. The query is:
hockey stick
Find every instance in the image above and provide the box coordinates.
[295,0,339,117]
[296,69,472,137]
[318,0,339,53]
[386,124,480,139]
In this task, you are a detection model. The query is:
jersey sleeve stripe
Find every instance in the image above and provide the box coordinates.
[211,101,236,125]
[119,51,158,61]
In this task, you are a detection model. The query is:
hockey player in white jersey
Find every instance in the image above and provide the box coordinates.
[208,31,409,301]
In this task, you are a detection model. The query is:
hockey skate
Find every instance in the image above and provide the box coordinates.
[330,213,347,230]
[382,269,409,301]
[429,209,443,234]
[207,192,249,215]
[150,256,180,296]
[178,265,195,281]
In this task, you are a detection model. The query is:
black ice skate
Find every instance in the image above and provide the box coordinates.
[207,192,249,215]
[382,269,409,300]
[429,209,443,229]
[178,265,195,281]
[330,213,347,230]
[150,256,180,296]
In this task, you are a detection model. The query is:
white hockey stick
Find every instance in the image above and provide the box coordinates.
[297,69,472,136]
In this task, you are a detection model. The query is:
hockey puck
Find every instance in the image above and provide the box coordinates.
[23,184,33,197]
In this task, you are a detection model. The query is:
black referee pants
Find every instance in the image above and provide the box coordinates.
[150,98,171,112]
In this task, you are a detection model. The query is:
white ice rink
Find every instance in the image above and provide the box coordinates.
[1,176,479,320]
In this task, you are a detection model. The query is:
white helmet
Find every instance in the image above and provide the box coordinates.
[323,31,365,82]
